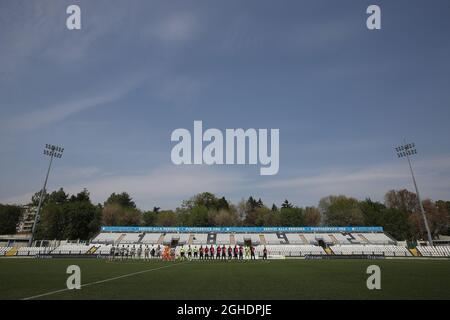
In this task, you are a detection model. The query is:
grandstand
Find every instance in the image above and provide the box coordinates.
[1,226,449,258]
[416,245,450,257]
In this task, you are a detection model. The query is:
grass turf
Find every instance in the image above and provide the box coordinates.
[0,258,449,300]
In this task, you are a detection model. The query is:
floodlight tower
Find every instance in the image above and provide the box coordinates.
[28,144,64,246]
[394,142,433,246]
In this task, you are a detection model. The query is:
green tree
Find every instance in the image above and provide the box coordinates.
[48,188,69,205]
[0,205,23,235]
[185,205,209,227]
[155,210,179,226]
[279,207,304,226]
[142,211,157,226]
[435,200,450,235]
[304,207,321,226]
[104,192,136,209]
[30,189,47,207]
[319,195,364,226]
[246,196,262,212]
[63,201,101,239]
[409,199,449,240]
[255,207,280,226]
[211,209,239,226]
[281,199,293,209]
[382,208,412,240]
[182,192,229,211]
[102,203,141,226]
[385,189,419,213]
[37,202,66,239]
[359,198,386,226]
[36,189,101,240]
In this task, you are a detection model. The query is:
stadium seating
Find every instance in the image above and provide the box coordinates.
[191,234,208,245]
[1,242,449,259]
[120,233,142,244]
[91,232,122,244]
[329,234,349,244]
[140,233,162,244]
[234,233,261,245]
[16,246,54,256]
[162,233,190,245]
[264,233,283,244]
[416,246,450,257]
[330,245,411,256]
[94,244,113,255]
[89,231,397,246]
[255,245,326,256]
[3,228,449,259]
[0,247,10,256]
[285,233,304,244]
[51,244,91,255]
[352,233,395,245]
[216,233,231,245]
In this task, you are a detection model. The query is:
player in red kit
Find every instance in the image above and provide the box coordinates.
[216,245,221,259]
[222,245,227,260]
[210,245,215,260]
[204,246,209,260]
[199,245,204,260]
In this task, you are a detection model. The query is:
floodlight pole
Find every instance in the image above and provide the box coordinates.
[28,145,62,246]
[404,150,433,246]
[396,141,433,246]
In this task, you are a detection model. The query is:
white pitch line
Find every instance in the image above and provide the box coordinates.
[21,261,187,300]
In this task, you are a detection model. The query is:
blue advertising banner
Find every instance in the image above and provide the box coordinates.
[100,226,384,233]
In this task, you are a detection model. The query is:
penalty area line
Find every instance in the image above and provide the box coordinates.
[21,261,187,300]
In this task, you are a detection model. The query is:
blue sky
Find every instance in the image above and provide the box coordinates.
[1,0,450,210]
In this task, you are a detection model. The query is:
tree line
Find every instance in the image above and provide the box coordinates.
[0,188,448,241]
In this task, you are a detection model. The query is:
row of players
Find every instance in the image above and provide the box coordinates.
[108,244,268,260]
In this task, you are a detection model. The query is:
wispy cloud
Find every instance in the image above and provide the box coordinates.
[69,165,247,209]
[3,156,450,209]
[3,73,145,132]
[0,165,248,209]
[260,155,450,204]
[153,12,198,43]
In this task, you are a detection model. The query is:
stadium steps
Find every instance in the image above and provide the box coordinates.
[230,234,235,245]
[86,245,100,255]
[115,233,126,244]
[137,233,146,243]
[299,235,308,244]
[343,232,359,244]
[383,232,398,244]
[329,234,339,244]
[357,234,370,243]
[409,248,421,257]
[5,247,19,256]
[259,234,266,245]
[157,234,165,244]
[276,232,289,244]
[324,247,334,255]
[188,234,194,245]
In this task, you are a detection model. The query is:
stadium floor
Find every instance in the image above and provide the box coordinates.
[0,258,449,300]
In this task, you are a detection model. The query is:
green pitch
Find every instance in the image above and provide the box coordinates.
[0,258,449,300]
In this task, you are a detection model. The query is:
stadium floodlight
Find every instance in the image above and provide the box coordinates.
[395,141,433,246]
[29,144,64,246]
